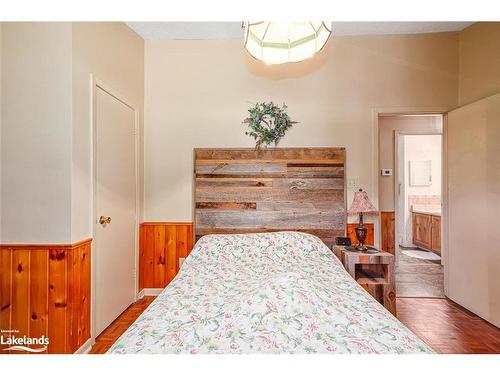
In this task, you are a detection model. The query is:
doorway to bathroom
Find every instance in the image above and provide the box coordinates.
[379,114,444,298]
[396,132,443,297]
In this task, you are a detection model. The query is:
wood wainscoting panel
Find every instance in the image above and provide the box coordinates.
[193,148,346,248]
[48,249,67,354]
[380,211,395,254]
[0,249,13,350]
[69,239,91,353]
[0,239,91,354]
[139,223,193,290]
[347,223,374,246]
[29,250,49,351]
[11,250,31,347]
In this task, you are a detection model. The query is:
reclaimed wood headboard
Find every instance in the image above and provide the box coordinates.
[193,147,346,248]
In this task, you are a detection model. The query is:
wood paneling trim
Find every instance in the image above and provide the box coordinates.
[140,222,192,226]
[380,211,395,254]
[139,223,193,290]
[0,238,91,354]
[0,250,13,352]
[0,244,71,250]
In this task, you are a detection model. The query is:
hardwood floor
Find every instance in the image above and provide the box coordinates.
[89,296,155,354]
[88,296,500,354]
[398,297,500,353]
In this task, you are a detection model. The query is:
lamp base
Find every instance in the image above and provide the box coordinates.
[354,225,368,251]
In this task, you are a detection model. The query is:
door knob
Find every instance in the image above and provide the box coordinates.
[99,216,111,225]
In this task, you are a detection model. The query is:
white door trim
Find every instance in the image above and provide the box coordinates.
[90,75,140,343]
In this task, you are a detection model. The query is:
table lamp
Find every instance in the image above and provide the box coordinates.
[348,189,378,251]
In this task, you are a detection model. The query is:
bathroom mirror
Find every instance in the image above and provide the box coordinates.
[409,160,432,186]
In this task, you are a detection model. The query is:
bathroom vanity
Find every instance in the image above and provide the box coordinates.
[412,207,441,254]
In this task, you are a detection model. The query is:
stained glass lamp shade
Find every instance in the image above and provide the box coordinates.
[243,21,332,64]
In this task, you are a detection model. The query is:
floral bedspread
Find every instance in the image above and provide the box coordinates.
[108,232,433,354]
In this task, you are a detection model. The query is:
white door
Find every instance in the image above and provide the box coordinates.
[446,93,500,328]
[94,86,137,336]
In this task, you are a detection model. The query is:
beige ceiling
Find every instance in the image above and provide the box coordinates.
[126,21,474,40]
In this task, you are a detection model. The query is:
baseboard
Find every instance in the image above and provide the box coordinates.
[137,289,145,299]
[74,338,92,354]
[400,244,420,250]
[140,288,163,296]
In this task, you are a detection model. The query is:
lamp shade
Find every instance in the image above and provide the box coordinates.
[348,189,378,215]
[243,21,332,64]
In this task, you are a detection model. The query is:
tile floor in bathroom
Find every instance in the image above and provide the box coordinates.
[396,247,444,298]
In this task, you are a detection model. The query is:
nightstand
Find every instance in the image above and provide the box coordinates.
[332,246,396,316]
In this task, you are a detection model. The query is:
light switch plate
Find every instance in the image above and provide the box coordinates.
[381,169,392,176]
[347,178,358,189]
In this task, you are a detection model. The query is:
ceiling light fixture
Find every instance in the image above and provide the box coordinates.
[243,21,332,64]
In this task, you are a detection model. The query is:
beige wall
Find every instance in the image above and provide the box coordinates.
[459,22,500,105]
[0,22,144,243]
[144,33,459,245]
[71,22,144,242]
[378,115,442,212]
[1,22,73,243]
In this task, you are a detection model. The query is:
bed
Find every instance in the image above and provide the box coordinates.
[108,148,432,353]
[108,231,432,354]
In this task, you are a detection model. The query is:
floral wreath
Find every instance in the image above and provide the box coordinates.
[242,102,298,149]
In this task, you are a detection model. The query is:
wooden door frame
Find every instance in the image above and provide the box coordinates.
[90,75,140,343]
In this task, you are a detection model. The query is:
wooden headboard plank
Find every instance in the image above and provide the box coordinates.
[195,147,345,161]
[194,147,346,248]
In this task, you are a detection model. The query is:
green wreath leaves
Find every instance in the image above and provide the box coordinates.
[243,102,298,149]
